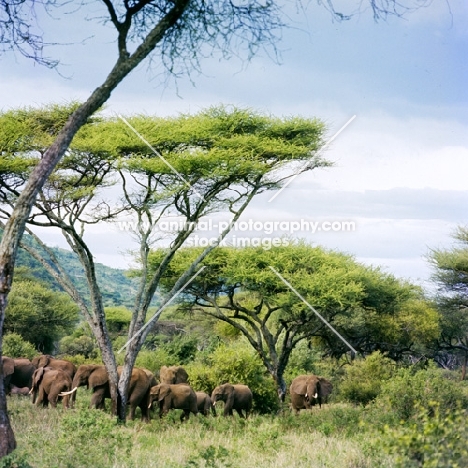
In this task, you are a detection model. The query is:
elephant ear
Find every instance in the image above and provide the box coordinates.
[159,366,170,383]
[175,366,188,384]
[89,367,109,388]
[158,384,171,402]
[291,377,308,396]
[318,378,333,398]
[2,357,14,377]
[33,367,45,386]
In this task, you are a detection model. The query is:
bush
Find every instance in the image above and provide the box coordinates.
[2,333,36,359]
[105,306,132,333]
[59,335,98,359]
[376,364,468,421]
[383,403,468,467]
[339,351,396,405]
[209,340,280,414]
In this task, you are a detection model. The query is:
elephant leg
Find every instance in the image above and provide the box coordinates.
[91,389,106,409]
[235,408,245,419]
[49,393,58,408]
[36,388,46,407]
[180,410,190,422]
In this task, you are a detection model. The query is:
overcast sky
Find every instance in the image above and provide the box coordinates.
[1,0,467,291]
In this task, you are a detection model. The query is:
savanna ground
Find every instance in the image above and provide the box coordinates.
[5,393,396,468]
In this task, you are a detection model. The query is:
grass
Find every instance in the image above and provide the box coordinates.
[6,394,396,468]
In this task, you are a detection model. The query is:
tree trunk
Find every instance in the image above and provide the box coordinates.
[0,309,16,455]
[462,355,467,381]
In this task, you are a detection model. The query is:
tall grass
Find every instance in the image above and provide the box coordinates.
[6,394,395,468]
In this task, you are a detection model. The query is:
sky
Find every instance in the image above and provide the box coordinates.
[1,0,467,292]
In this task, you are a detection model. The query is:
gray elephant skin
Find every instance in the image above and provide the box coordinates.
[211,383,253,418]
[2,357,35,393]
[62,364,156,421]
[30,367,72,408]
[159,365,188,384]
[289,374,333,413]
[196,391,216,417]
[148,383,198,421]
[32,355,76,380]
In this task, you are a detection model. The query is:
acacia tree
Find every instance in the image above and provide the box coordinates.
[429,227,468,378]
[0,104,328,421]
[154,243,439,401]
[0,0,436,456]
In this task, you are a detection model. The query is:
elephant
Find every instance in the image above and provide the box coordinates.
[148,383,198,421]
[2,357,35,393]
[211,383,253,418]
[32,355,76,380]
[30,367,72,408]
[289,374,333,414]
[11,358,35,389]
[61,364,155,421]
[196,391,216,417]
[64,364,110,409]
[159,365,188,384]
[9,384,30,396]
[1,356,15,391]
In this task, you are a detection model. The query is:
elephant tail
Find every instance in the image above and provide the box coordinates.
[59,386,78,396]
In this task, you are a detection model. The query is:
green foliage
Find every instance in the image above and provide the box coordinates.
[134,349,174,373]
[59,335,98,359]
[185,445,233,468]
[2,333,36,359]
[53,408,132,467]
[5,279,79,353]
[105,306,132,333]
[383,403,468,468]
[376,364,468,421]
[159,334,199,364]
[0,451,33,468]
[339,352,397,405]
[186,340,280,413]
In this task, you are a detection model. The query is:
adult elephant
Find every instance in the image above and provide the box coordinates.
[211,383,252,418]
[196,391,216,417]
[148,383,198,421]
[159,365,188,384]
[30,367,72,408]
[61,365,155,421]
[289,374,333,414]
[1,356,15,391]
[32,355,76,380]
[11,358,35,389]
[65,364,110,409]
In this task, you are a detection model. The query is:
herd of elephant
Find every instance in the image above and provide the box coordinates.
[2,355,333,421]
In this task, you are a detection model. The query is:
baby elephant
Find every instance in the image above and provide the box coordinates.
[148,383,198,422]
[196,391,216,417]
[211,383,253,418]
[9,384,30,396]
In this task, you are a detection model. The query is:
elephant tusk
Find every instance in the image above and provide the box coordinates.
[59,387,78,396]
[305,393,308,399]
[313,393,318,399]
[28,388,34,395]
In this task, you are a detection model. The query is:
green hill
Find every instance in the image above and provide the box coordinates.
[12,235,140,308]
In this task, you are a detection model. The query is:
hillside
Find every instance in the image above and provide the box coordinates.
[14,236,140,308]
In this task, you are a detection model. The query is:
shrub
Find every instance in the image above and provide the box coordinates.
[339,351,396,405]
[209,340,280,414]
[105,306,132,333]
[2,333,36,359]
[383,403,468,467]
[59,335,98,359]
[376,364,468,421]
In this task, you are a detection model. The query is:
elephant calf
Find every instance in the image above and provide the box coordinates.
[9,384,30,396]
[148,383,198,422]
[211,383,252,418]
[196,391,216,417]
